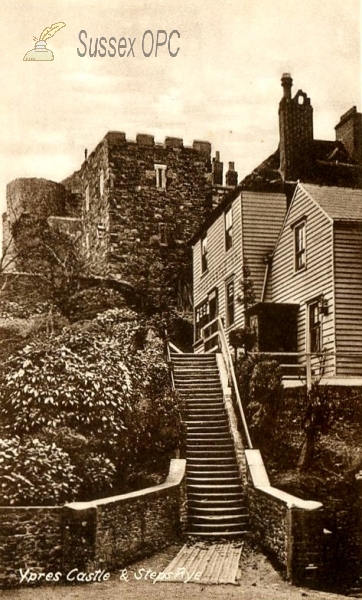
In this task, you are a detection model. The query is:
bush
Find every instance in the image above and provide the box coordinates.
[64,286,129,322]
[0,308,183,505]
[236,355,282,450]
[0,437,80,506]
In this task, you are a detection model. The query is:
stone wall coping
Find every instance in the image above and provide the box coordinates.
[65,458,186,511]
[256,485,323,511]
[245,449,322,511]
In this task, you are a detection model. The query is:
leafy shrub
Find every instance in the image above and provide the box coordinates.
[235,355,282,450]
[64,286,129,322]
[0,437,80,506]
[0,308,183,505]
[235,355,254,403]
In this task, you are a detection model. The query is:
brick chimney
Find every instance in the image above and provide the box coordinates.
[212,151,224,185]
[225,162,238,186]
[279,73,314,181]
[335,106,362,165]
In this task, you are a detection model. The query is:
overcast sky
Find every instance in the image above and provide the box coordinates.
[0,0,360,222]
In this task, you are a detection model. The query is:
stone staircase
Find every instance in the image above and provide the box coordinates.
[171,352,249,537]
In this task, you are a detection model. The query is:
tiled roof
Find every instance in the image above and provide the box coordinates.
[239,141,362,190]
[302,183,362,221]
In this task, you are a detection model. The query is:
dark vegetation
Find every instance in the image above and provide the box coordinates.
[0,278,192,506]
[235,355,362,591]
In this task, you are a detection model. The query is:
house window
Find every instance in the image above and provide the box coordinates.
[97,223,105,239]
[195,300,208,341]
[309,301,321,353]
[225,205,233,250]
[208,288,218,323]
[201,234,208,273]
[99,170,104,197]
[85,185,90,212]
[154,164,167,189]
[226,279,234,327]
[294,221,306,271]
[158,223,168,245]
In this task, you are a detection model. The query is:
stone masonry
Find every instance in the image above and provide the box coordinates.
[3,134,237,309]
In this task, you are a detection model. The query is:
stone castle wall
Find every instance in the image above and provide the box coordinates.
[2,132,235,307]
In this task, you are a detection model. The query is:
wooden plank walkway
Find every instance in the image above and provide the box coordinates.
[159,541,244,585]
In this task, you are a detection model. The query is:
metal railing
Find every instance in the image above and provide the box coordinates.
[200,316,253,449]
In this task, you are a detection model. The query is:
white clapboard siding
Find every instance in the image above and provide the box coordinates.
[334,224,362,376]
[193,191,287,352]
[267,184,335,376]
[193,194,245,344]
[242,192,286,302]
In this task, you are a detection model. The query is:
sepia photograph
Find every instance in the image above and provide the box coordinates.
[0,1,361,598]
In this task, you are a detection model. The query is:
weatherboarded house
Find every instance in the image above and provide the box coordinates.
[192,190,286,352]
[264,182,362,381]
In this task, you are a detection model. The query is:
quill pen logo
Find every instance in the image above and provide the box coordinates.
[23,22,66,61]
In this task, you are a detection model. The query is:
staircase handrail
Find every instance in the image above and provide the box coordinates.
[215,316,253,449]
[165,340,176,392]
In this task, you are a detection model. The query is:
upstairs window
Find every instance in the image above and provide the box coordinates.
[294,221,306,271]
[226,279,234,327]
[225,206,233,250]
[97,223,105,239]
[154,164,167,189]
[201,234,208,273]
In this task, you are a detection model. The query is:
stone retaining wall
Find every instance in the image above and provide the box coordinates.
[0,459,185,588]
[0,507,63,587]
[245,449,324,585]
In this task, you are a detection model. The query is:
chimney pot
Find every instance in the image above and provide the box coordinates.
[85,149,88,160]
[281,73,293,99]
[212,151,223,185]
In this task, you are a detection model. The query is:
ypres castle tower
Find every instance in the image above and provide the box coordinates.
[3,133,237,308]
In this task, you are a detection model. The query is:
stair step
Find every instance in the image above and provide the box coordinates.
[187,421,228,426]
[188,483,243,489]
[186,415,226,420]
[187,407,225,413]
[187,452,236,459]
[188,498,245,508]
[187,431,232,444]
[187,469,239,479]
[189,505,247,514]
[187,464,238,472]
[187,423,229,428]
[174,378,221,386]
[185,530,248,537]
[188,522,247,531]
[187,478,241,486]
[188,513,248,522]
